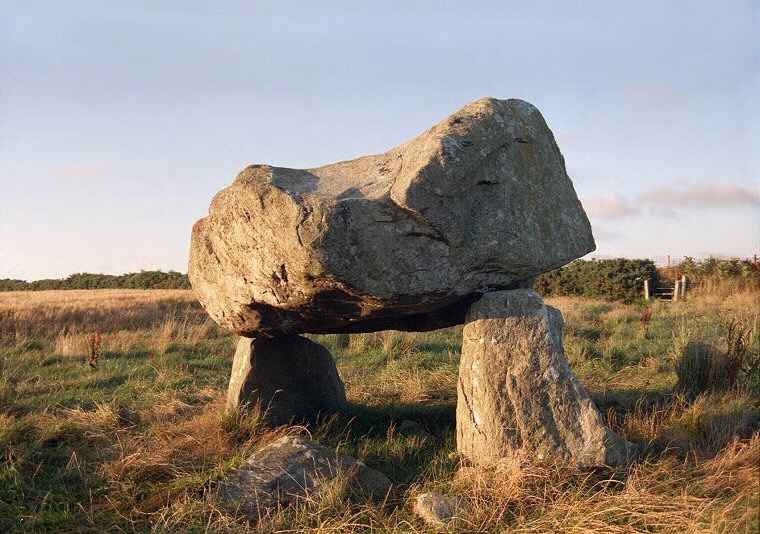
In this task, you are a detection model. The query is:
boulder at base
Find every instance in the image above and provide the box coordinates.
[189,97,594,337]
[214,435,392,513]
[456,289,632,467]
[227,335,347,424]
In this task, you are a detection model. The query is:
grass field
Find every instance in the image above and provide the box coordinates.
[0,288,758,532]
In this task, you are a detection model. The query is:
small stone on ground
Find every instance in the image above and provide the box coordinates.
[397,419,433,440]
[414,492,465,527]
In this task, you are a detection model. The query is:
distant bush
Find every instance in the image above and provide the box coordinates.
[675,257,760,291]
[534,259,658,301]
[0,271,191,291]
[0,279,30,291]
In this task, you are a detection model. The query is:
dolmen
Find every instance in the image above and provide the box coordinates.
[189,97,630,467]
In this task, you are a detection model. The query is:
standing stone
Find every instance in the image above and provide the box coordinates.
[456,289,630,467]
[227,336,347,425]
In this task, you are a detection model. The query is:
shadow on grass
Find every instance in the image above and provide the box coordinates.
[592,385,673,413]
[344,401,456,434]
[413,340,460,354]
[312,401,458,486]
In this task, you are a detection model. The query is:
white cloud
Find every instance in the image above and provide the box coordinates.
[582,192,640,219]
[592,225,624,241]
[583,182,758,221]
[55,163,112,178]
[637,183,759,208]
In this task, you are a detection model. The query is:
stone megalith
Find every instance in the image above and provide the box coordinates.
[189,97,622,466]
[457,289,630,467]
[227,336,346,425]
[188,97,594,338]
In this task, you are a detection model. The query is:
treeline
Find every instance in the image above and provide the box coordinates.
[0,271,191,291]
[535,256,759,301]
[534,259,659,301]
[3,258,756,297]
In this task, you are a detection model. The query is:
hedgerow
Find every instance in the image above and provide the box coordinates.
[0,270,191,291]
[534,259,658,301]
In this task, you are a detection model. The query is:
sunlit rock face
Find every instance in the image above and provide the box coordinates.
[457,289,632,467]
[189,97,593,337]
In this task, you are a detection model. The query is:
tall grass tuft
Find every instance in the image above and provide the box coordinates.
[348,332,380,352]
[722,315,757,392]
[87,331,103,368]
[674,340,728,398]
[380,330,417,363]
[673,312,759,398]
[639,307,653,339]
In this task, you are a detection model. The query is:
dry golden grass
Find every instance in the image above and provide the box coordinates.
[0,289,203,343]
[360,368,457,405]
[689,276,760,300]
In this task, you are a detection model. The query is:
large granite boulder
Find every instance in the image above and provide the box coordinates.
[456,289,632,467]
[189,97,594,337]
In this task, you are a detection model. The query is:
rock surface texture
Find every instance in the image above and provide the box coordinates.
[456,289,630,467]
[215,435,391,513]
[189,97,594,337]
[414,492,465,527]
[227,336,347,423]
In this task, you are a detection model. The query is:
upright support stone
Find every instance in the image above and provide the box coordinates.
[227,335,347,425]
[456,289,630,467]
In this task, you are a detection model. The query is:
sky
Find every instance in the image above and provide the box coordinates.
[1,1,758,281]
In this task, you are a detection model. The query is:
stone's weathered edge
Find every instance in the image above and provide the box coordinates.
[457,289,632,467]
[229,280,540,338]
[189,97,594,337]
[227,335,346,425]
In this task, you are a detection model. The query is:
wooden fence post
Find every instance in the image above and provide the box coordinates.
[673,280,680,302]
[680,275,687,299]
[644,279,650,300]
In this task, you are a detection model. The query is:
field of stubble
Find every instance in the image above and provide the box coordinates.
[0,288,758,532]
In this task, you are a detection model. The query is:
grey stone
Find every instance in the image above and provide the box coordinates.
[396,419,433,441]
[189,97,594,337]
[215,435,392,513]
[414,492,465,527]
[456,289,632,467]
[227,336,347,425]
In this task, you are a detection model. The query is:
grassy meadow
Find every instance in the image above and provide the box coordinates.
[0,287,758,532]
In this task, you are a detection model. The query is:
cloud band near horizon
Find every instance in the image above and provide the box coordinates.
[583,182,759,220]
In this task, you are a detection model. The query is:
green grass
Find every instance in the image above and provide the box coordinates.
[0,290,758,532]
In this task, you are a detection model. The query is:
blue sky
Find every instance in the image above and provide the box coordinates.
[1,1,758,280]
